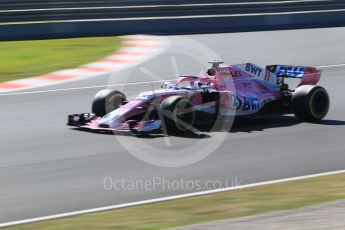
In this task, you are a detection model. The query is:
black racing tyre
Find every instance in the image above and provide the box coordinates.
[292,85,330,122]
[159,96,196,134]
[91,89,127,117]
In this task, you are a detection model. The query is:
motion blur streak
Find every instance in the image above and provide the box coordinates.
[1,0,345,40]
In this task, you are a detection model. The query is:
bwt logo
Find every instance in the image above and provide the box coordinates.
[245,63,263,77]
[232,95,260,111]
[243,96,260,111]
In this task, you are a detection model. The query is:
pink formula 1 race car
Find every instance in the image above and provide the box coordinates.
[67,61,330,134]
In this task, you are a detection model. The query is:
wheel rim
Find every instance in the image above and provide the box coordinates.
[173,100,195,132]
[107,94,125,112]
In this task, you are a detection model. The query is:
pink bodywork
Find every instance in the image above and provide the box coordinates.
[76,63,321,133]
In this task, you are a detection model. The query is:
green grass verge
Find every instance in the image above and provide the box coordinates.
[4,173,345,230]
[0,37,122,83]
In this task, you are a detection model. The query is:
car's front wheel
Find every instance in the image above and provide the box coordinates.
[92,89,127,117]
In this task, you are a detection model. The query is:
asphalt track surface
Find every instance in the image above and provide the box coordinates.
[1,27,345,223]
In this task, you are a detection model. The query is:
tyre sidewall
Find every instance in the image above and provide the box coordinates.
[92,89,127,117]
[292,85,329,121]
[159,96,195,133]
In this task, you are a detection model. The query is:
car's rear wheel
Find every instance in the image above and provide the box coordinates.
[291,85,329,122]
[92,89,127,117]
[159,96,196,134]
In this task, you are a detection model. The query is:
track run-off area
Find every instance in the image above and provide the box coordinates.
[0,27,345,224]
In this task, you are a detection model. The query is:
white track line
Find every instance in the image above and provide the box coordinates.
[317,63,345,68]
[0,0,335,13]
[1,169,345,228]
[0,79,176,97]
[3,7,345,25]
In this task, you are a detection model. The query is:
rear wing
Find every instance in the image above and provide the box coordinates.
[266,65,321,86]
